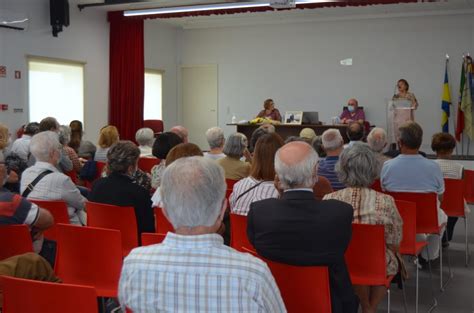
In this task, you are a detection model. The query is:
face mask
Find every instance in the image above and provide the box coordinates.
[347,105,355,113]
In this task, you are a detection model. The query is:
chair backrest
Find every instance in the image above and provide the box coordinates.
[225,179,239,202]
[141,232,166,246]
[442,178,465,217]
[394,200,418,255]
[138,157,160,173]
[29,199,69,241]
[64,170,78,184]
[0,225,33,260]
[464,169,474,204]
[86,201,138,257]
[371,179,383,193]
[154,207,174,234]
[55,224,123,298]
[143,120,164,134]
[2,276,98,313]
[385,192,439,234]
[230,213,253,252]
[345,223,387,286]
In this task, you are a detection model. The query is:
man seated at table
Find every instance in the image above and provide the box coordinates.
[339,98,365,124]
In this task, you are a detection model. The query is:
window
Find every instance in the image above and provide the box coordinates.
[144,70,163,120]
[28,57,84,125]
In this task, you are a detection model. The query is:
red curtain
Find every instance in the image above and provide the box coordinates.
[109,13,144,141]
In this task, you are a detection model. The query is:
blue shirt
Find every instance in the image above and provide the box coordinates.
[318,156,345,191]
[380,154,444,194]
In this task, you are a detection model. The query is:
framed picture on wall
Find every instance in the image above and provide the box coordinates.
[284,111,303,125]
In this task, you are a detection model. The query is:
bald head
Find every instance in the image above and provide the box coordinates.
[275,141,319,190]
[170,126,189,143]
[348,98,358,108]
[347,121,364,142]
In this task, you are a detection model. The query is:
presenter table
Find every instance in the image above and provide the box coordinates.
[227,124,349,143]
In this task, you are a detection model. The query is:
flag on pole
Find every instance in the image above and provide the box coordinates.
[441,60,451,133]
[461,58,473,139]
[455,60,466,142]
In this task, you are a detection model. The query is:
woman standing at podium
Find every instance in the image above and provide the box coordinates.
[389,79,419,144]
[256,99,282,122]
[392,79,418,113]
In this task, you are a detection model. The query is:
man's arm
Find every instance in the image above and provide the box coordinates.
[33,207,54,231]
[60,176,86,210]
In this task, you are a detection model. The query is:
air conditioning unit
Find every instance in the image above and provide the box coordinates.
[270,0,296,9]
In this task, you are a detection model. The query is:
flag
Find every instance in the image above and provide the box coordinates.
[441,60,451,133]
[455,60,466,141]
[461,59,473,139]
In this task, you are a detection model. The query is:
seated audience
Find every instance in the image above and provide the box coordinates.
[170,125,189,143]
[344,121,364,149]
[339,98,365,124]
[249,124,275,153]
[10,122,39,162]
[0,123,10,155]
[318,129,345,191]
[381,121,446,263]
[204,127,226,160]
[20,131,87,225]
[431,132,467,246]
[0,124,21,189]
[324,143,403,313]
[299,128,317,143]
[119,156,285,312]
[217,133,251,180]
[89,141,155,237]
[94,125,119,162]
[311,135,326,158]
[59,126,82,173]
[256,98,282,122]
[135,127,155,157]
[150,132,183,189]
[367,127,390,175]
[230,133,284,215]
[247,141,357,313]
[69,120,96,159]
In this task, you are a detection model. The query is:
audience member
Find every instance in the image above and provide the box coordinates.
[284,136,304,144]
[299,128,317,143]
[38,117,59,133]
[69,120,96,159]
[204,127,226,160]
[150,132,183,189]
[20,131,87,225]
[170,125,189,143]
[381,122,446,263]
[119,157,285,312]
[10,122,39,161]
[324,143,403,313]
[94,125,119,162]
[230,133,283,215]
[318,129,345,190]
[0,123,10,155]
[249,124,275,153]
[367,127,390,176]
[340,98,365,124]
[135,128,155,157]
[247,141,357,313]
[59,126,82,173]
[344,121,364,149]
[217,133,251,180]
[311,135,327,158]
[89,141,155,238]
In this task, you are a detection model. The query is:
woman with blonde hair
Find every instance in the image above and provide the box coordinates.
[94,125,119,162]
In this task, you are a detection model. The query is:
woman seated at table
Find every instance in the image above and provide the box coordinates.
[256,99,281,122]
[339,98,365,124]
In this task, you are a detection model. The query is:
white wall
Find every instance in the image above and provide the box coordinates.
[0,0,109,142]
[172,12,474,152]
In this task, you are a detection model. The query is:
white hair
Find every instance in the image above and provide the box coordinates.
[367,127,387,153]
[321,129,344,151]
[135,128,155,147]
[160,156,226,228]
[205,127,225,149]
[274,143,319,189]
[336,142,378,187]
[30,131,60,162]
[223,133,247,158]
[58,125,71,145]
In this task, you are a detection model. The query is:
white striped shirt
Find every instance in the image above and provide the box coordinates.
[229,177,279,216]
[434,159,463,179]
[119,232,286,313]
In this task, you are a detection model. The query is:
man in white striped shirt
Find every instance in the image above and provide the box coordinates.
[119,156,286,313]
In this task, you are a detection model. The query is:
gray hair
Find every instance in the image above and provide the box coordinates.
[135,128,154,147]
[58,125,71,145]
[223,133,247,158]
[107,141,140,174]
[322,129,344,151]
[275,142,319,189]
[367,127,387,153]
[205,127,225,149]
[30,131,60,162]
[335,142,378,187]
[161,156,226,228]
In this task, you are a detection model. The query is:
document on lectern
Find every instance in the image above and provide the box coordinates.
[386,99,415,144]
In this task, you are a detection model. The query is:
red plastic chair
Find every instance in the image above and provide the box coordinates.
[371,179,383,193]
[86,201,138,257]
[144,119,164,135]
[141,232,166,246]
[464,169,474,204]
[0,225,33,260]
[55,224,123,298]
[442,178,470,266]
[138,157,160,173]
[345,224,395,311]
[230,213,253,252]
[154,207,174,234]
[84,161,106,189]
[64,170,78,184]
[29,199,69,241]
[2,276,98,313]
[225,179,239,203]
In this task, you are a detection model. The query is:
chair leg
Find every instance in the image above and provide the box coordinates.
[415,260,419,313]
[465,216,470,267]
[387,288,391,313]
[440,233,453,292]
[426,247,438,313]
[400,274,408,313]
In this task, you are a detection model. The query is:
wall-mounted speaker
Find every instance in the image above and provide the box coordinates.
[50,0,69,37]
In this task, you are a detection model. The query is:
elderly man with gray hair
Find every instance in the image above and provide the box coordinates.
[21,131,86,225]
[119,157,286,313]
[318,128,345,190]
[247,141,357,313]
[367,127,390,175]
[135,127,155,157]
[204,126,226,160]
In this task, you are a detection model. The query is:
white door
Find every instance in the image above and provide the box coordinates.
[181,65,218,150]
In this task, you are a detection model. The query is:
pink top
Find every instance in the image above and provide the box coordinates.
[339,108,365,123]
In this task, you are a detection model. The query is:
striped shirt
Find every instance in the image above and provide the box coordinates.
[318,156,345,191]
[434,159,463,179]
[230,177,279,216]
[119,232,286,313]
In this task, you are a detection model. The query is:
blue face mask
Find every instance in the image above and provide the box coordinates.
[347,105,355,113]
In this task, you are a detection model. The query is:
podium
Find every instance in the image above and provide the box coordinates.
[387,99,415,144]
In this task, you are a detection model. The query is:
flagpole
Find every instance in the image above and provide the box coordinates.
[446,55,459,155]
